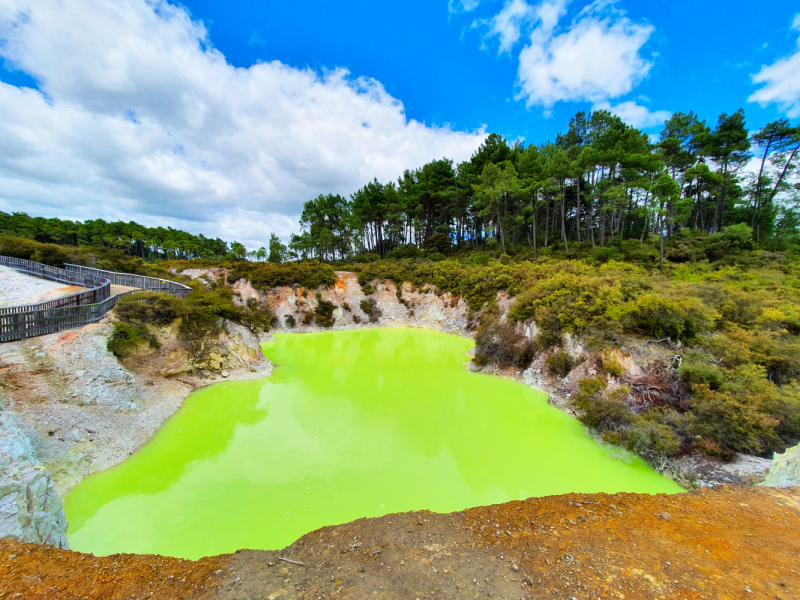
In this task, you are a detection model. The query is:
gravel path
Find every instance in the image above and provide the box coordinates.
[0,265,85,308]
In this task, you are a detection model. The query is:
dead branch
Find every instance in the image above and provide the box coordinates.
[279,557,306,566]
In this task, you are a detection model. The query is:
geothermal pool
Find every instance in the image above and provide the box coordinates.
[65,328,681,559]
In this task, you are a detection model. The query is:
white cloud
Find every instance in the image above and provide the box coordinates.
[449,0,481,14]
[748,13,800,118]
[480,0,654,109]
[518,1,653,107]
[485,0,536,54]
[0,1,483,249]
[592,100,670,129]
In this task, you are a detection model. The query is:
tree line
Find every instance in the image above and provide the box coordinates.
[0,212,244,261]
[290,109,799,263]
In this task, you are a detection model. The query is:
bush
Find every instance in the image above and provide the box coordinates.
[360,299,374,316]
[301,311,314,325]
[625,420,681,457]
[107,322,157,358]
[545,350,575,377]
[314,297,336,328]
[689,384,781,457]
[361,283,374,295]
[473,353,491,367]
[474,313,536,369]
[360,298,381,323]
[597,355,623,378]
[227,261,336,290]
[385,244,420,259]
[285,314,296,328]
[572,376,633,432]
[115,293,181,326]
[680,355,724,390]
[614,293,718,341]
[423,233,451,254]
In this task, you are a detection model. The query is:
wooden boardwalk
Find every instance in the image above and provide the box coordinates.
[0,256,191,342]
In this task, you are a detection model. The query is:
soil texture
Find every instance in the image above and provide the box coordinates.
[1,486,797,600]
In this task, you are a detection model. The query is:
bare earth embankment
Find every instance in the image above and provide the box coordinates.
[0,486,798,600]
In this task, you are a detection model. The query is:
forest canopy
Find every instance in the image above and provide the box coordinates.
[290,109,799,265]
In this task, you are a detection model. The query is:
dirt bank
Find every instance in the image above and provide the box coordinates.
[1,486,797,599]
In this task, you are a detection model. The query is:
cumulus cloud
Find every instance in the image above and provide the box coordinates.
[484,0,537,53]
[0,0,483,248]
[592,100,670,129]
[479,0,655,110]
[748,13,800,118]
[449,0,481,14]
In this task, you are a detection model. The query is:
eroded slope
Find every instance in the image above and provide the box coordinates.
[1,486,797,599]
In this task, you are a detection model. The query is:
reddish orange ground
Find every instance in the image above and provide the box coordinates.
[1,486,798,599]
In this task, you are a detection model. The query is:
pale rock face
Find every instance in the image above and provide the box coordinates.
[170,267,227,288]
[0,321,141,412]
[763,444,800,488]
[210,270,471,336]
[0,411,67,548]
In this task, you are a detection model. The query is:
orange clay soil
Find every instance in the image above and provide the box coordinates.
[1,486,798,600]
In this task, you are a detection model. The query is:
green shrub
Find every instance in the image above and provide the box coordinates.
[613,293,718,341]
[285,314,296,328]
[361,283,374,295]
[385,244,419,259]
[624,420,681,457]
[227,261,336,290]
[689,384,781,457]
[572,377,633,432]
[545,350,575,377]
[474,313,536,369]
[359,298,381,323]
[360,299,374,315]
[114,288,275,340]
[115,293,181,326]
[473,354,491,367]
[597,355,623,378]
[107,322,157,358]
[314,298,336,328]
[422,233,451,254]
[680,355,724,390]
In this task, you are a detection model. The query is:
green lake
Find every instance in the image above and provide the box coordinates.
[64,328,682,559]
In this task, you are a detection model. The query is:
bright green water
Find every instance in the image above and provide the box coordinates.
[65,328,681,559]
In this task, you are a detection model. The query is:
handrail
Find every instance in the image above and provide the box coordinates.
[0,256,111,312]
[64,264,191,297]
[0,256,192,342]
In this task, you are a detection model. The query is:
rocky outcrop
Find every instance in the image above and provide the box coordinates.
[178,269,471,337]
[123,318,272,381]
[763,444,800,488]
[0,410,67,548]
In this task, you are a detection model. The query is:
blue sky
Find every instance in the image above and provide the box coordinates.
[175,0,799,141]
[0,0,798,247]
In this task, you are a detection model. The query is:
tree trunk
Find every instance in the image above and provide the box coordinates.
[575,176,581,242]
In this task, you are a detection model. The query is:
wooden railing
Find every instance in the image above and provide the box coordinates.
[64,265,192,298]
[0,256,192,342]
